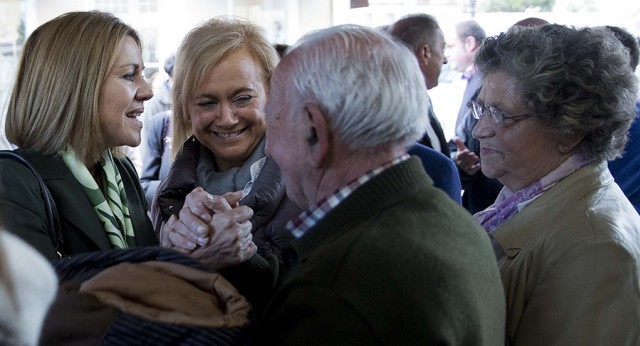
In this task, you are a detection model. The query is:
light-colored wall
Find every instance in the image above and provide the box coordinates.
[1,0,639,147]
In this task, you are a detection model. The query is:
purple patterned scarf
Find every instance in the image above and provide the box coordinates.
[474,154,592,233]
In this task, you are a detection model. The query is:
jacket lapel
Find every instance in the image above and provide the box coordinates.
[22,149,112,250]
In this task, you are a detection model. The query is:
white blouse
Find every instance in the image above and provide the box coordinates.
[0,231,57,346]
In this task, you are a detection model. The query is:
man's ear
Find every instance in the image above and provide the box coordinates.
[418,45,431,65]
[464,36,479,52]
[304,103,330,168]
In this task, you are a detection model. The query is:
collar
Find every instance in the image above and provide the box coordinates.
[461,64,477,81]
[286,155,410,239]
[489,161,607,258]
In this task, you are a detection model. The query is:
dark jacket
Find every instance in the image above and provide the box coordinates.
[608,100,640,214]
[418,102,450,158]
[151,138,301,260]
[0,148,158,260]
[256,157,506,345]
[408,143,462,204]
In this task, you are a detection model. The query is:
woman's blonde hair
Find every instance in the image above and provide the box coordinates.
[171,16,279,158]
[5,11,141,165]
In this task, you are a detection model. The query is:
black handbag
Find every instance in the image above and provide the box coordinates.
[0,150,64,258]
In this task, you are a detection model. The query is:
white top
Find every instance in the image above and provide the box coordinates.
[0,231,57,346]
[423,120,441,153]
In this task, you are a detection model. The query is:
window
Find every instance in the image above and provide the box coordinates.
[139,0,159,13]
[95,0,129,14]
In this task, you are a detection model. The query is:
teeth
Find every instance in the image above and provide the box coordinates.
[127,112,141,118]
[215,129,244,139]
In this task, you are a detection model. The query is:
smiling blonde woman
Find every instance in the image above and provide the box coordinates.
[151,17,301,270]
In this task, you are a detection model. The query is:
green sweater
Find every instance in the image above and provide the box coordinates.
[257,157,505,345]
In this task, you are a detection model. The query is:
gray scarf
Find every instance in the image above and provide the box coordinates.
[195,137,266,196]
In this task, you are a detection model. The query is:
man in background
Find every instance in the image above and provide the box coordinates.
[388,13,450,157]
[447,19,503,214]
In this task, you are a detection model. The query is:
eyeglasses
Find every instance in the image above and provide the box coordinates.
[468,100,529,127]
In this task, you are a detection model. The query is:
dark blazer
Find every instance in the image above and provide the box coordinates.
[454,69,484,138]
[608,100,640,214]
[408,143,462,204]
[419,102,450,158]
[0,148,158,260]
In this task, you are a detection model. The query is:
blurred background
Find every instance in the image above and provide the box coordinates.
[1,0,639,145]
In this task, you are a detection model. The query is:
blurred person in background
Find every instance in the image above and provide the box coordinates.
[446,19,504,214]
[143,53,175,125]
[388,13,450,157]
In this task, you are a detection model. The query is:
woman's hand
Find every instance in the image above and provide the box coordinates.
[159,187,255,268]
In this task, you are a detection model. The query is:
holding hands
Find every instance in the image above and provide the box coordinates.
[160,187,256,269]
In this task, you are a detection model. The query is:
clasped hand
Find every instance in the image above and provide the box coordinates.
[160,187,256,269]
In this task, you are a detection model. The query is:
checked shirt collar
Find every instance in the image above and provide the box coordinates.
[286,154,410,239]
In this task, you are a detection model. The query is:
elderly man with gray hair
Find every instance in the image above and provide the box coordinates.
[254,24,505,345]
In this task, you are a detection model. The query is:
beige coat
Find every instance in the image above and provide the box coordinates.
[491,161,640,346]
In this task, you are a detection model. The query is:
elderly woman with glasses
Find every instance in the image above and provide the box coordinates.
[471,24,640,345]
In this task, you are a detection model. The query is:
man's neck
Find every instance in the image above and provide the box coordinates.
[311,146,405,205]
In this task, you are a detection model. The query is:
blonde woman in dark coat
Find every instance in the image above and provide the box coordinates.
[152,17,301,270]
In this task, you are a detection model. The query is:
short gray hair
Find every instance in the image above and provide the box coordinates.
[284,24,429,150]
[476,24,639,161]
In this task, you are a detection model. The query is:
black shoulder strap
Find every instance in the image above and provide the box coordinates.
[0,150,63,257]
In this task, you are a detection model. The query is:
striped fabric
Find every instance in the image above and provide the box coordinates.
[51,247,253,345]
[61,148,135,248]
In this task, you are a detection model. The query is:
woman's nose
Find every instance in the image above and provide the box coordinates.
[137,79,154,102]
[216,103,238,127]
[472,112,494,140]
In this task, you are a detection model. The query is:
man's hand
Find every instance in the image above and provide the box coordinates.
[192,205,257,270]
[159,187,255,268]
[454,137,481,175]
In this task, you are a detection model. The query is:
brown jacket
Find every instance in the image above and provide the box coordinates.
[491,162,640,345]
